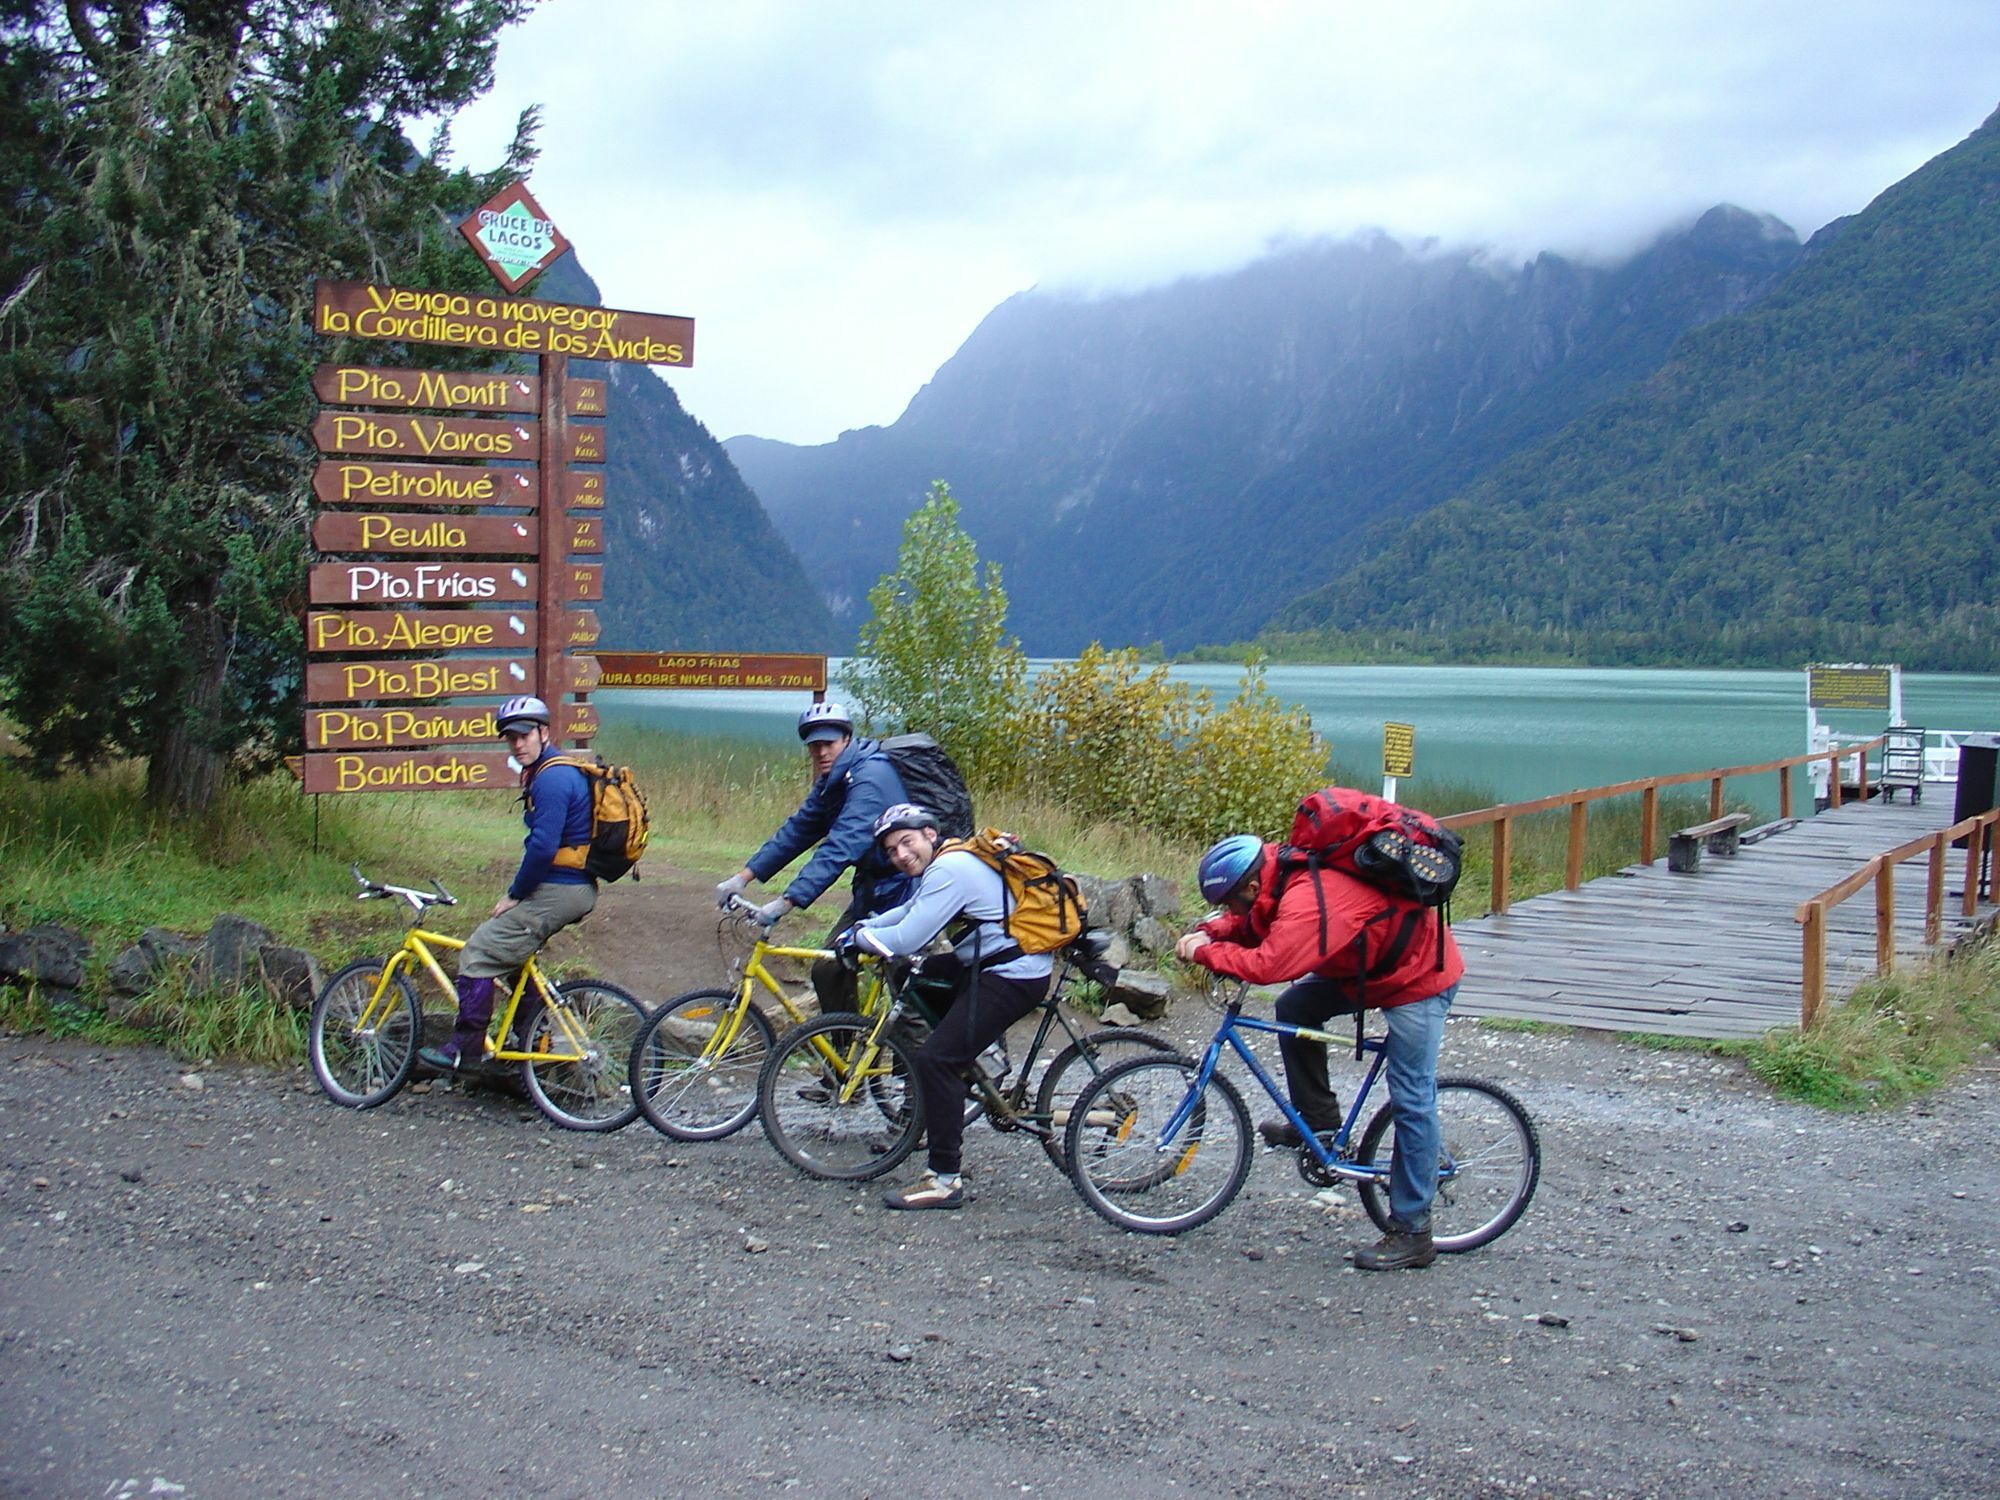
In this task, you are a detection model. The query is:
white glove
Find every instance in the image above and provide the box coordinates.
[752,896,792,928]
[715,873,750,909]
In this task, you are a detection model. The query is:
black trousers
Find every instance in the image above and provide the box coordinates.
[1273,977,1364,1134]
[912,966,1050,1176]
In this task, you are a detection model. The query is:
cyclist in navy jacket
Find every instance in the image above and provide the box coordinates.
[418,696,597,1072]
[715,702,913,1005]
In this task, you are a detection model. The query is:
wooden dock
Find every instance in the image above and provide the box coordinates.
[1451,793,1991,1037]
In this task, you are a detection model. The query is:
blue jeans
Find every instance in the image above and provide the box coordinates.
[1382,984,1457,1230]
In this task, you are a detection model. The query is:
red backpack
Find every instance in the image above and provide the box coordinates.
[1275,786,1463,979]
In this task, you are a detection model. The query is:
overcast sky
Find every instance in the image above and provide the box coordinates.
[434,1,2000,446]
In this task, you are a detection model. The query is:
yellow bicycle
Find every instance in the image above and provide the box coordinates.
[626,896,890,1141]
[307,868,647,1132]
[756,931,1178,1181]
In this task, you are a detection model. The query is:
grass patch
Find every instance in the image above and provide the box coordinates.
[0,758,516,953]
[1621,1031,1754,1055]
[0,973,306,1067]
[1736,937,2000,1108]
[1478,1017,1579,1037]
[1612,938,2000,1108]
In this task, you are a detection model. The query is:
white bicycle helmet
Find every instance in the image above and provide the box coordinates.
[797,701,854,743]
[494,694,552,735]
[872,802,936,841]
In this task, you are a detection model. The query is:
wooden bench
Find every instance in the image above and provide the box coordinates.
[1668,812,1752,873]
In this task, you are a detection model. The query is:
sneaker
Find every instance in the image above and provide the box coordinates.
[1352,1226,1436,1271]
[881,1171,964,1211]
[1258,1117,1303,1149]
[417,1045,464,1073]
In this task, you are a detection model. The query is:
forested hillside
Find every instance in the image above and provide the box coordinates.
[731,210,1801,652]
[535,259,835,653]
[1267,107,2000,670]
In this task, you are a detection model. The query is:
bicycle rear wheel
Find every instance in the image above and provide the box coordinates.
[1353,1076,1540,1252]
[1033,1027,1177,1172]
[1064,1055,1251,1235]
[521,979,647,1132]
[309,958,420,1109]
[757,1012,923,1181]
[630,987,775,1141]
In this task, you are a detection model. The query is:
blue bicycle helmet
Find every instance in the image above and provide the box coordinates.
[1197,834,1264,904]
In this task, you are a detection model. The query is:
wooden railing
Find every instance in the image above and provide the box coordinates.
[1438,736,1889,915]
[1794,806,2000,1028]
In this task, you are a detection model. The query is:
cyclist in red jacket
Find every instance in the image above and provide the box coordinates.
[1175,834,1463,1270]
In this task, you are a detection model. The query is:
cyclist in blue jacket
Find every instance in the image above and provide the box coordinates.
[716,703,913,1005]
[418,695,597,1072]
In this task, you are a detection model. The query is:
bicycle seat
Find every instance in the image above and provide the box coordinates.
[1065,928,1121,986]
[1070,929,1115,962]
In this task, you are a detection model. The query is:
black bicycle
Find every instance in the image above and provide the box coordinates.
[756,932,1181,1181]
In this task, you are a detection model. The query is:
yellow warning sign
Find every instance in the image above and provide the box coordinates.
[1383,722,1416,779]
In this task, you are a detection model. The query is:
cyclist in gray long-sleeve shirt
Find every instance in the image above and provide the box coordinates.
[845,803,1053,1211]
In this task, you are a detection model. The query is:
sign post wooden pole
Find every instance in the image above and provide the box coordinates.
[538,350,569,746]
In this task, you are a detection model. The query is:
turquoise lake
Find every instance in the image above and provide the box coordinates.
[596,664,2000,818]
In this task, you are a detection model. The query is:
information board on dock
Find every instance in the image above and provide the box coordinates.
[1807,665,1893,712]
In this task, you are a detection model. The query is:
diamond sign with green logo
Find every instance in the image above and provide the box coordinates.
[459,182,571,294]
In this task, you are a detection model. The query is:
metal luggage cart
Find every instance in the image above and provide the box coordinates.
[1878,724,1926,803]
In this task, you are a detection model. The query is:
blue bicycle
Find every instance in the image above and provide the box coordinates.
[1064,985,1539,1247]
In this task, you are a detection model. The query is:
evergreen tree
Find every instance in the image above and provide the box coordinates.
[0,1,537,811]
[846,481,1026,789]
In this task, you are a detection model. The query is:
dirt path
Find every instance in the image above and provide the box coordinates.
[3,867,1997,1497]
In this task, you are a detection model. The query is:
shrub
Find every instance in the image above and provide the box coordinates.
[844,482,1027,789]
[1021,647,1326,843]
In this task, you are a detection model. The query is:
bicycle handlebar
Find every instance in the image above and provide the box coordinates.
[351,863,458,914]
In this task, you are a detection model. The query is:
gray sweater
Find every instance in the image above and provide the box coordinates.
[851,850,1053,982]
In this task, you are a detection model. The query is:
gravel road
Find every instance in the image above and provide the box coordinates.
[4,930,1997,1497]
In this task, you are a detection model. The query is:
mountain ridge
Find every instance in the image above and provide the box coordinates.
[1266,103,2000,670]
[730,208,1804,652]
[535,256,836,654]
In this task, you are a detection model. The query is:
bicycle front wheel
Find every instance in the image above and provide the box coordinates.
[521,980,648,1132]
[1034,1027,1177,1172]
[309,958,420,1109]
[629,987,775,1141]
[1064,1055,1251,1235]
[757,1013,923,1181]
[1353,1076,1540,1253]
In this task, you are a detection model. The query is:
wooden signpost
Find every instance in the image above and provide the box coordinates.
[590,652,828,692]
[300,183,694,795]
[312,459,536,507]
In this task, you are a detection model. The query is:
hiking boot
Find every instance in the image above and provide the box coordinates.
[1258,1117,1303,1149]
[881,1171,964,1211]
[1352,1225,1436,1271]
